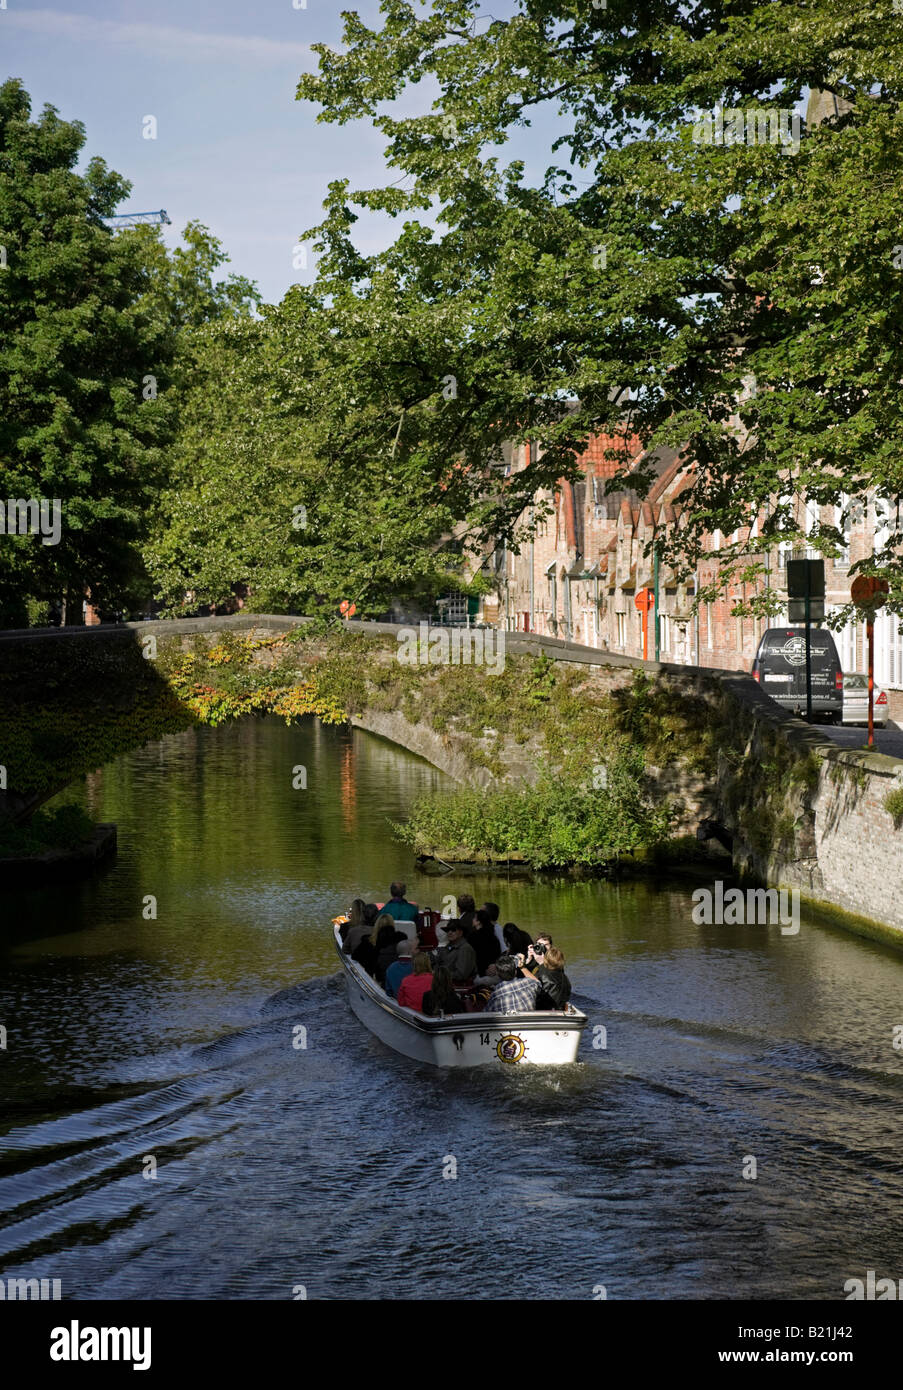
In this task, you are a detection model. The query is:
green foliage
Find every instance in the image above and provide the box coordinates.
[0,80,157,615]
[393,749,670,870]
[0,79,259,624]
[0,803,95,858]
[293,0,903,608]
[156,630,346,727]
[789,752,822,793]
[883,786,903,828]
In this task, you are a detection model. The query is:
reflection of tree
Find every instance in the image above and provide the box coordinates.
[58,718,440,897]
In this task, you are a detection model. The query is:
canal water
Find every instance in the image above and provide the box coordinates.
[1,716,902,1300]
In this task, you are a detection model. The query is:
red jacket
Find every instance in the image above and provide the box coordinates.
[397,971,433,1013]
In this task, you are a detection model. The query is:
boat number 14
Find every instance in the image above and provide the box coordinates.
[479,1033,492,1045]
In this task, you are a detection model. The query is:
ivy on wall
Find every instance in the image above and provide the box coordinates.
[0,627,344,806]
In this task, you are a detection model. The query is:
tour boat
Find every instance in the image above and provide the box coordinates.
[333,924,588,1067]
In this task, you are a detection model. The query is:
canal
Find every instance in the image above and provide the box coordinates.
[1,715,902,1299]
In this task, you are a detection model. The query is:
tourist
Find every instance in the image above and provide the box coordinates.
[483,901,504,953]
[397,952,433,1012]
[437,919,477,984]
[353,911,394,977]
[527,931,553,966]
[382,881,418,927]
[456,894,476,936]
[385,938,415,997]
[502,922,534,969]
[341,899,366,949]
[343,903,378,956]
[471,908,501,976]
[421,963,465,1017]
[376,925,407,986]
[486,954,541,1014]
[524,941,572,1010]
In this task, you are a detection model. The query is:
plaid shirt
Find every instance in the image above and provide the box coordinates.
[486,976,541,1015]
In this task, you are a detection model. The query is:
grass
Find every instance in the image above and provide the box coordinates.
[883,786,903,828]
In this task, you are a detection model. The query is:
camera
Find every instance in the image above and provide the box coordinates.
[533,942,547,958]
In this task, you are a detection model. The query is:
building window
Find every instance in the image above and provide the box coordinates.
[875,607,903,688]
[706,604,714,650]
[834,611,858,673]
[836,496,850,566]
[804,497,820,558]
[660,614,670,653]
[616,611,627,646]
[777,493,795,570]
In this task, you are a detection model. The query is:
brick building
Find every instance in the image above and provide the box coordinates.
[470,436,903,716]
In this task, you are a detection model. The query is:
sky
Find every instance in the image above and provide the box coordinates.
[0,0,559,306]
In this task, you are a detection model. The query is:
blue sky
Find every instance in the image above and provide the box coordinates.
[1,0,562,305]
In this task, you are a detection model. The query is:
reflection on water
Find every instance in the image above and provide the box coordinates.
[1,716,903,1299]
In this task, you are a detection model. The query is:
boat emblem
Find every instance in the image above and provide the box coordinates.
[452,1033,465,1051]
[496,1034,527,1064]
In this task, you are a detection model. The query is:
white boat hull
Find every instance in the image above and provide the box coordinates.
[334,926,587,1067]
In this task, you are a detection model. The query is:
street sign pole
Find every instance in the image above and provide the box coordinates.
[635,587,653,660]
[867,618,875,750]
[787,559,824,723]
[850,576,890,751]
[805,579,813,723]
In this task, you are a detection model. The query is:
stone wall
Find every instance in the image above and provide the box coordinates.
[343,623,903,940]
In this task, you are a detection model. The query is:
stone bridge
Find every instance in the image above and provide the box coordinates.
[2,614,903,942]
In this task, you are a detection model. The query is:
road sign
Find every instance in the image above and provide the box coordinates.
[851,575,889,608]
[850,578,890,749]
[785,560,825,723]
[635,588,653,660]
[788,598,825,622]
[786,559,825,599]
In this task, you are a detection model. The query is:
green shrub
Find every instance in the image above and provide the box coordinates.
[0,804,96,858]
[393,750,671,870]
[883,786,903,828]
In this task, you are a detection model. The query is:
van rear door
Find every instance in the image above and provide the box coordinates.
[755,628,842,717]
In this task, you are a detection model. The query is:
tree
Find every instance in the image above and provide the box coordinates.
[0,79,173,623]
[295,1,903,609]
[144,270,474,619]
[0,79,260,625]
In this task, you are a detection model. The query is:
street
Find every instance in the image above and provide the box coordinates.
[820,723,903,760]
